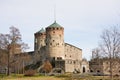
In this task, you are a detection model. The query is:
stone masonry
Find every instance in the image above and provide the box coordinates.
[34,21,89,73]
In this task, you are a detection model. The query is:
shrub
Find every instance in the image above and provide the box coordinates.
[24,69,36,76]
[43,60,52,73]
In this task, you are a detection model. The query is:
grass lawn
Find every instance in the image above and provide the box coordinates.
[0,74,66,80]
[3,76,65,80]
[0,74,120,80]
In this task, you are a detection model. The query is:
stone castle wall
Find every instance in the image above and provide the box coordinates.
[64,43,82,72]
[33,22,89,73]
[64,43,82,60]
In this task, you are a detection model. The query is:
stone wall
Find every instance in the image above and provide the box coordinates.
[64,43,82,61]
[103,61,120,75]
[89,59,120,76]
[33,22,87,73]
[64,43,82,72]
[89,60,103,73]
[46,27,64,59]
[34,32,46,51]
[81,59,89,73]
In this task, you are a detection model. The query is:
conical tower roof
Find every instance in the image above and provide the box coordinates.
[47,21,63,28]
[36,28,45,34]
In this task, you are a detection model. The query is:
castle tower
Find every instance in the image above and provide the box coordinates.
[46,21,64,60]
[34,28,46,51]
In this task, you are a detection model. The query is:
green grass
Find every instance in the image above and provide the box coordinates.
[0,73,120,80]
[0,74,65,80]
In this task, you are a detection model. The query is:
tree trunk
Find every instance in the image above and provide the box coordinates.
[7,50,10,76]
[110,59,113,80]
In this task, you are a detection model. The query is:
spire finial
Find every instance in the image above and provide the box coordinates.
[53,0,57,22]
[54,4,56,22]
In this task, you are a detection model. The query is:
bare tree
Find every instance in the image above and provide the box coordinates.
[0,49,8,67]
[0,26,29,75]
[92,48,101,60]
[100,26,120,79]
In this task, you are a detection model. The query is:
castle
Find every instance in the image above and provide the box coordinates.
[1,21,119,75]
[34,21,89,73]
[0,21,89,74]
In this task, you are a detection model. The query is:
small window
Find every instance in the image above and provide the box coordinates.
[53,57,55,60]
[50,43,52,45]
[53,40,55,42]
[57,43,59,45]
[73,61,75,64]
[53,31,55,33]
[119,70,120,73]
[53,28,55,30]
[97,70,100,73]
[65,55,66,57]
[57,57,62,60]
[90,70,93,72]
[60,57,62,59]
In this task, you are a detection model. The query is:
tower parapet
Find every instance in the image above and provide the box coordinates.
[46,21,64,60]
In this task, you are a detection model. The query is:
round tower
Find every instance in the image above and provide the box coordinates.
[34,28,46,51]
[46,21,64,60]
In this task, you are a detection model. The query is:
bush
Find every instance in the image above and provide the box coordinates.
[43,60,52,73]
[24,69,36,76]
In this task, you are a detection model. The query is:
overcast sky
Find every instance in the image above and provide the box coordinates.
[0,0,120,60]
